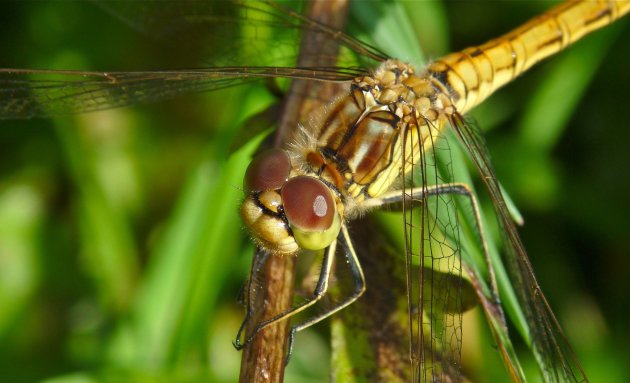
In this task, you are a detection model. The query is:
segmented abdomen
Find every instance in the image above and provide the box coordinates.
[427,0,630,114]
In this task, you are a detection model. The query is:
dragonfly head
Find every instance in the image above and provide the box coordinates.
[241,148,341,255]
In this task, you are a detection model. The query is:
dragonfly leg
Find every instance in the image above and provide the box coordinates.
[285,224,366,364]
[234,248,270,350]
[234,236,338,350]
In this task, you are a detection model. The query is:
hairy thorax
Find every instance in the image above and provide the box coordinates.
[291,59,457,211]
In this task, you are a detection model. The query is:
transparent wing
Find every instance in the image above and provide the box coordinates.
[401,116,469,381]
[94,0,388,68]
[333,215,481,382]
[449,112,588,382]
[0,67,362,119]
[0,0,388,119]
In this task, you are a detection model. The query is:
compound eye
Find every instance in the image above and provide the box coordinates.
[281,176,340,250]
[244,148,291,193]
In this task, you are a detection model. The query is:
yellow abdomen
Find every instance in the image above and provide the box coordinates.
[427,0,630,114]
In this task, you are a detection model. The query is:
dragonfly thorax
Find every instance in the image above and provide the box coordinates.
[303,60,455,203]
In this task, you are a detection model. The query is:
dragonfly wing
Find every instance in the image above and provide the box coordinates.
[1,0,384,119]
[93,0,387,69]
[0,67,363,119]
[449,112,587,382]
[332,215,479,382]
[399,117,473,381]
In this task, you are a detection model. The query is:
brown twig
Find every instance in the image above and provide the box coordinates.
[239,1,349,382]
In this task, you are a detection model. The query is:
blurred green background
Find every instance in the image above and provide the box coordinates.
[0,1,628,382]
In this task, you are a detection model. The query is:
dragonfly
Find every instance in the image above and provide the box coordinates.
[0,1,627,381]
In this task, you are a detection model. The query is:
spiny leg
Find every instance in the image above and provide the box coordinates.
[235,237,338,350]
[286,224,366,362]
[234,247,271,350]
